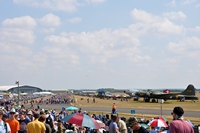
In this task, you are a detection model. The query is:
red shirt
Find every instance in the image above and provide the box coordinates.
[170,120,194,133]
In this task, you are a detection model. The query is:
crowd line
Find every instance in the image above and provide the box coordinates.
[0,93,199,133]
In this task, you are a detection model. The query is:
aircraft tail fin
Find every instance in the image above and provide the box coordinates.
[181,84,196,95]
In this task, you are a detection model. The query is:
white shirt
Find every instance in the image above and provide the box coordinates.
[46,114,54,121]
[0,120,11,133]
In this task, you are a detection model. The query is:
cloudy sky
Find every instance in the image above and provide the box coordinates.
[0,0,200,90]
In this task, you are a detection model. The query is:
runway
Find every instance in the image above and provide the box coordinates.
[26,104,200,118]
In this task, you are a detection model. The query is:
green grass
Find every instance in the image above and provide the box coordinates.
[72,93,200,125]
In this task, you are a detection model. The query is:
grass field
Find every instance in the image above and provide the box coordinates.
[72,93,200,125]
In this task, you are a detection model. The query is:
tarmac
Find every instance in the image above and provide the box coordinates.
[25,103,200,118]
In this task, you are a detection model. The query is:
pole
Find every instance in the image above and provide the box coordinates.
[161,100,163,116]
[158,99,163,116]
[15,81,20,106]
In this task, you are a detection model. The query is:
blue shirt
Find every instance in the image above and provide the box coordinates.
[109,122,118,133]
[0,121,11,133]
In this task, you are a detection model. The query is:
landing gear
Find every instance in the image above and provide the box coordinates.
[144,97,150,102]
[152,98,156,103]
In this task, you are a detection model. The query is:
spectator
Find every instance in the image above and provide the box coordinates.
[109,115,119,133]
[169,106,194,133]
[57,121,64,133]
[93,98,95,103]
[118,117,127,133]
[18,112,31,133]
[129,117,148,133]
[112,103,116,114]
[27,111,33,121]
[45,110,55,132]
[0,110,11,133]
[26,112,46,133]
[6,109,20,133]
[39,114,52,133]
[149,127,157,133]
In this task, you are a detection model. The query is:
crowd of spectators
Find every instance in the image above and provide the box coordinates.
[0,93,199,133]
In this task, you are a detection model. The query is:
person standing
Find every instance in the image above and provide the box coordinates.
[26,111,33,121]
[112,103,116,114]
[18,112,31,133]
[169,106,194,133]
[118,117,127,133]
[26,112,46,133]
[6,109,20,133]
[0,110,11,133]
[38,114,52,133]
[109,115,119,133]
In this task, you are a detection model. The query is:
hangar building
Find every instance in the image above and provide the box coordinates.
[0,85,43,94]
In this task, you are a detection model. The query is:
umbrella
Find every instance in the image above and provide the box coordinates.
[66,106,79,111]
[148,119,168,127]
[154,116,167,121]
[62,113,100,129]
[96,120,105,127]
[140,123,149,129]
[186,120,194,127]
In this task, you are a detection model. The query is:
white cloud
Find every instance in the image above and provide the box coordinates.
[41,28,55,33]
[181,0,196,5]
[167,0,176,6]
[39,13,61,26]
[0,42,33,56]
[13,0,107,12]
[131,55,152,63]
[0,28,35,44]
[1,16,36,44]
[195,3,200,8]
[14,0,78,12]
[166,58,179,64]
[0,54,46,72]
[68,17,82,23]
[85,0,105,3]
[167,36,200,57]
[130,9,185,35]
[2,16,37,29]
[188,26,200,32]
[42,46,80,67]
[45,35,70,46]
[131,8,159,23]
[44,28,142,64]
[163,11,186,20]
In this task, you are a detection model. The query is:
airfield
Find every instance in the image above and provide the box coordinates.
[25,92,200,125]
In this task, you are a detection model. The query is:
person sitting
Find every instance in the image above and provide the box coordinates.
[129,117,148,133]
[149,127,157,133]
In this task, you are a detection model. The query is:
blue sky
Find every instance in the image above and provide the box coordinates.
[0,0,200,90]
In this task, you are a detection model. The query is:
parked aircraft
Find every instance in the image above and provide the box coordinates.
[124,89,138,97]
[96,91,114,98]
[135,84,198,102]
[80,90,96,97]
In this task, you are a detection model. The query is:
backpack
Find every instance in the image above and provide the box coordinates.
[137,126,149,133]
[4,121,7,133]
[46,115,55,133]
[46,115,53,128]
